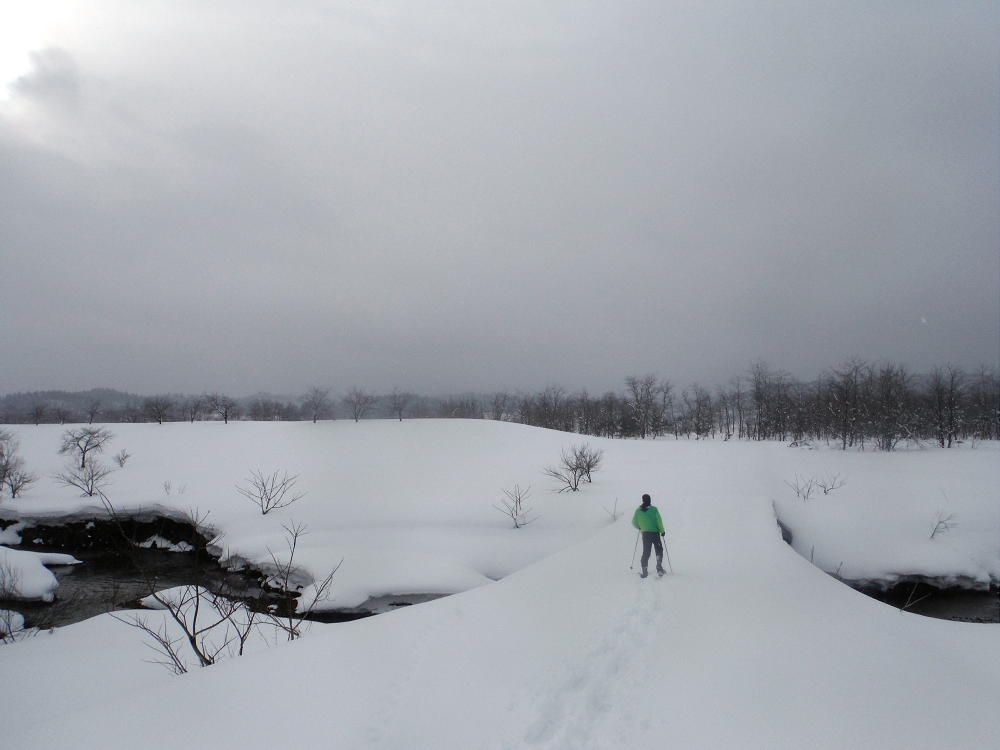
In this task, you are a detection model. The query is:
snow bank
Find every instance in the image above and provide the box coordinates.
[770,442,1000,588]
[0,546,79,602]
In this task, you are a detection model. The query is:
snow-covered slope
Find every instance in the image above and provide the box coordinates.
[1,420,623,608]
[1,422,997,749]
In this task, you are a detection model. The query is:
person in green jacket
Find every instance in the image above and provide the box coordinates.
[631,493,666,578]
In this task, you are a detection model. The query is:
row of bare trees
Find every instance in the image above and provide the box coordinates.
[2,388,428,425]
[3,362,996,449]
[498,364,997,450]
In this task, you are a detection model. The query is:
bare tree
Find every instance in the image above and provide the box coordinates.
[86,400,103,425]
[206,393,237,424]
[0,430,16,489]
[928,365,965,448]
[29,403,46,426]
[54,459,115,497]
[236,469,306,514]
[344,388,376,422]
[388,389,412,421]
[182,396,204,423]
[143,397,175,424]
[59,426,114,469]
[2,458,36,498]
[301,387,332,423]
[488,392,511,422]
[625,375,666,439]
[493,484,536,528]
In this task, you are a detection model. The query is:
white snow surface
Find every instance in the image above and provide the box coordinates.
[0,421,997,749]
[0,546,80,601]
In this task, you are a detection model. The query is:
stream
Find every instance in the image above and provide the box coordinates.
[4,515,997,630]
[4,545,440,629]
[8,546,272,629]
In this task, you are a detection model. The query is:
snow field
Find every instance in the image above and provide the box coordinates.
[0,421,997,749]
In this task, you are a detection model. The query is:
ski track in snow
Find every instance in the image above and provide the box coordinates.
[514,573,663,750]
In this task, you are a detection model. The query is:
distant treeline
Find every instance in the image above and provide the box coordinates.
[2,361,998,450]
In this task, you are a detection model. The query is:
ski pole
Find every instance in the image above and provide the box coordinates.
[662,535,674,574]
[629,531,640,570]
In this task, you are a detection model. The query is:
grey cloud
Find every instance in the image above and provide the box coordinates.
[0,2,996,397]
[10,47,81,104]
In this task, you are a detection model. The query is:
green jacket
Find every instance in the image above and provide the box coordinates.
[632,505,665,533]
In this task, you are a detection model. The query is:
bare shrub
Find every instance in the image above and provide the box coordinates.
[236,469,305,515]
[59,427,114,469]
[543,443,604,492]
[265,521,339,639]
[3,458,36,498]
[494,484,536,528]
[572,443,604,483]
[784,474,816,501]
[114,449,131,468]
[603,497,622,522]
[542,454,583,492]
[0,608,28,644]
[0,558,20,600]
[101,494,326,673]
[0,560,30,644]
[929,511,958,540]
[815,473,846,495]
[54,459,114,497]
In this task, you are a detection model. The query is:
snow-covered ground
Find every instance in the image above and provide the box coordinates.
[0,421,997,749]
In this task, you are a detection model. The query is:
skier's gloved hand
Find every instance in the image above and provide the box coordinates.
[660,533,665,539]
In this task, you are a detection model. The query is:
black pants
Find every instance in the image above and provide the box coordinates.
[640,531,663,571]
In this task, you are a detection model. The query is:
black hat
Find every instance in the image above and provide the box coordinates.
[641,493,651,505]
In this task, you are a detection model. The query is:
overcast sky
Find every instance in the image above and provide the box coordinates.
[1,1,997,397]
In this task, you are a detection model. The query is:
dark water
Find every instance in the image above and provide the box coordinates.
[4,546,409,629]
[777,519,998,624]
[858,582,1000,624]
[7,547,267,629]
